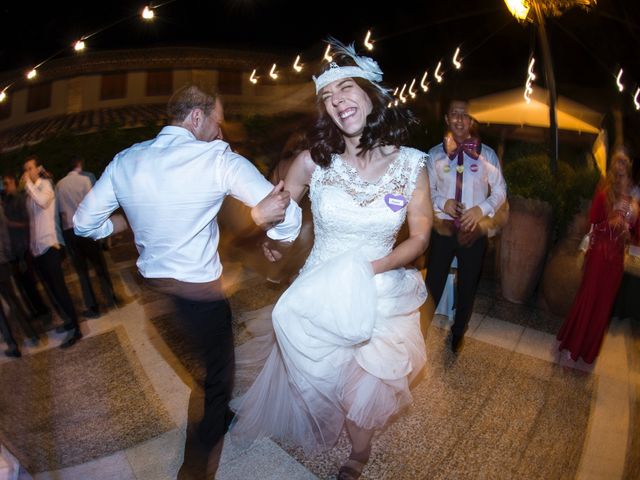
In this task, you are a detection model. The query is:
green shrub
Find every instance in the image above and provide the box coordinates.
[503,147,600,241]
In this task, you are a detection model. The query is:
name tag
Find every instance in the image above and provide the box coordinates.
[384,193,408,212]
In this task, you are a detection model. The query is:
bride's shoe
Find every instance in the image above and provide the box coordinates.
[337,445,370,480]
[337,459,367,480]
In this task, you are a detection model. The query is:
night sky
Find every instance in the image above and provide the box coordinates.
[1,0,639,107]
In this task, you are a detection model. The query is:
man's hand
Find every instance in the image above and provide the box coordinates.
[443,199,463,218]
[459,205,484,232]
[251,181,291,230]
[20,172,30,187]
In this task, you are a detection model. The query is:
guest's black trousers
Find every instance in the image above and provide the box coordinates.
[34,247,79,329]
[426,230,487,337]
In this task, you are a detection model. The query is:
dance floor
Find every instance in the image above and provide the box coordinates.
[0,231,636,479]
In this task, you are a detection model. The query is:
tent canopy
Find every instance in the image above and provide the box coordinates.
[468,87,603,134]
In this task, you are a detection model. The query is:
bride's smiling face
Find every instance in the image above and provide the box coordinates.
[320,78,373,138]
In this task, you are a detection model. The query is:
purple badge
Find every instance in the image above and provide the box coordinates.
[470,164,479,173]
[384,193,407,212]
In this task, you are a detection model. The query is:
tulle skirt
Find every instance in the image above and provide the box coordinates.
[229,250,427,453]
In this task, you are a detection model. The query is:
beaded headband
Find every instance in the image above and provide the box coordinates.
[312,38,387,95]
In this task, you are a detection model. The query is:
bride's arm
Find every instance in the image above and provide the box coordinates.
[371,169,432,275]
[283,150,315,204]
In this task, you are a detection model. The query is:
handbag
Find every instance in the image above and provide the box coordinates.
[624,245,640,277]
[578,224,593,253]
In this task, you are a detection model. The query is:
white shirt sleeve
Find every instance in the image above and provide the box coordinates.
[73,160,120,239]
[25,179,55,209]
[218,150,301,242]
[477,148,507,217]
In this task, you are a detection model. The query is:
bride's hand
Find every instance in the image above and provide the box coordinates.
[262,238,293,262]
[262,241,283,262]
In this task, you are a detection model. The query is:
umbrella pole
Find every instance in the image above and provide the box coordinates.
[534,2,559,175]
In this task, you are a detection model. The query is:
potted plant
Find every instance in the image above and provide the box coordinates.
[500,152,557,303]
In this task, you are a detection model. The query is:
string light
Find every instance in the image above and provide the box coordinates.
[249,69,259,84]
[293,55,303,73]
[616,68,624,92]
[142,6,154,20]
[524,57,536,103]
[434,61,443,83]
[399,83,407,103]
[364,30,374,51]
[323,45,333,63]
[452,47,462,69]
[408,78,417,99]
[2,9,640,120]
[420,71,429,92]
[269,63,279,80]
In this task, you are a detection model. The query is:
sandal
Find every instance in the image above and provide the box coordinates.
[337,459,367,480]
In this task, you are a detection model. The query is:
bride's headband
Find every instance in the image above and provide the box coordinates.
[312,38,387,95]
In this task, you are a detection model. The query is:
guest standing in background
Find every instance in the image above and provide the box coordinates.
[22,155,81,349]
[558,146,639,363]
[57,156,118,318]
[425,98,507,353]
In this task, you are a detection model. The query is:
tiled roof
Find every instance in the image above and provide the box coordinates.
[0,103,167,151]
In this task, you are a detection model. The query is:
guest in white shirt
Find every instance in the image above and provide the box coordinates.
[73,83,301,478]
[22,155,81,349]
[425,99,507,353]
[57,156,117,318]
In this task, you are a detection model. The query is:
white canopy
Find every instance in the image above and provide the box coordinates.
[469,87,606,174]
[468,86,602,134]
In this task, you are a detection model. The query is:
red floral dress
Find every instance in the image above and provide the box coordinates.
[557,188,634,363]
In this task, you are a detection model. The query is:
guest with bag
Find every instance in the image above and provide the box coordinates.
[558,146,638,363]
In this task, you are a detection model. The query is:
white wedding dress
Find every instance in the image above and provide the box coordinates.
[230,146,428,452]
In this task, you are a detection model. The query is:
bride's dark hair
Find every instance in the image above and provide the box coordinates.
[308,54,417,168]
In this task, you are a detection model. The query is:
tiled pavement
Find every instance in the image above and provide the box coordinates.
[0,233,637,480]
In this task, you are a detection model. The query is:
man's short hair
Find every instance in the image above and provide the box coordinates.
[24,154,40,166]
[444,97,470,114]
[167,83,218,124]
[69,155,84,172]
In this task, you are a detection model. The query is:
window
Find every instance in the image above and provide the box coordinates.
[100,72,127,100]
[0,96,12,119]
[218,70,242,95]
[26,82,52,112]
[146,70,173,96]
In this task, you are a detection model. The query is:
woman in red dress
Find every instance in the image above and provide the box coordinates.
[558,147,638,363]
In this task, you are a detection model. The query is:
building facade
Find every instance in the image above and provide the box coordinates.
[0,47,315,152]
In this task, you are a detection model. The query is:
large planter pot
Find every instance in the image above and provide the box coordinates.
[540,207,590,316]
[500,196,552,304]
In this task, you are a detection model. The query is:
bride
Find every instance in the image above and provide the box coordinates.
[230,39,433,480]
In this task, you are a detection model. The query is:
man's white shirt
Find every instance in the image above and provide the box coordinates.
[73,126,301,283]
[24,178,61,256]
[426,142,507,220]
[57,170,93,230]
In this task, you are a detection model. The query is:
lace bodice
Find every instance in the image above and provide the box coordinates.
[302,146,427,272]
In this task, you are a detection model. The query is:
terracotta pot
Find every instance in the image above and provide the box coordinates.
[500,196,552,304]
[540,208,590,316]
